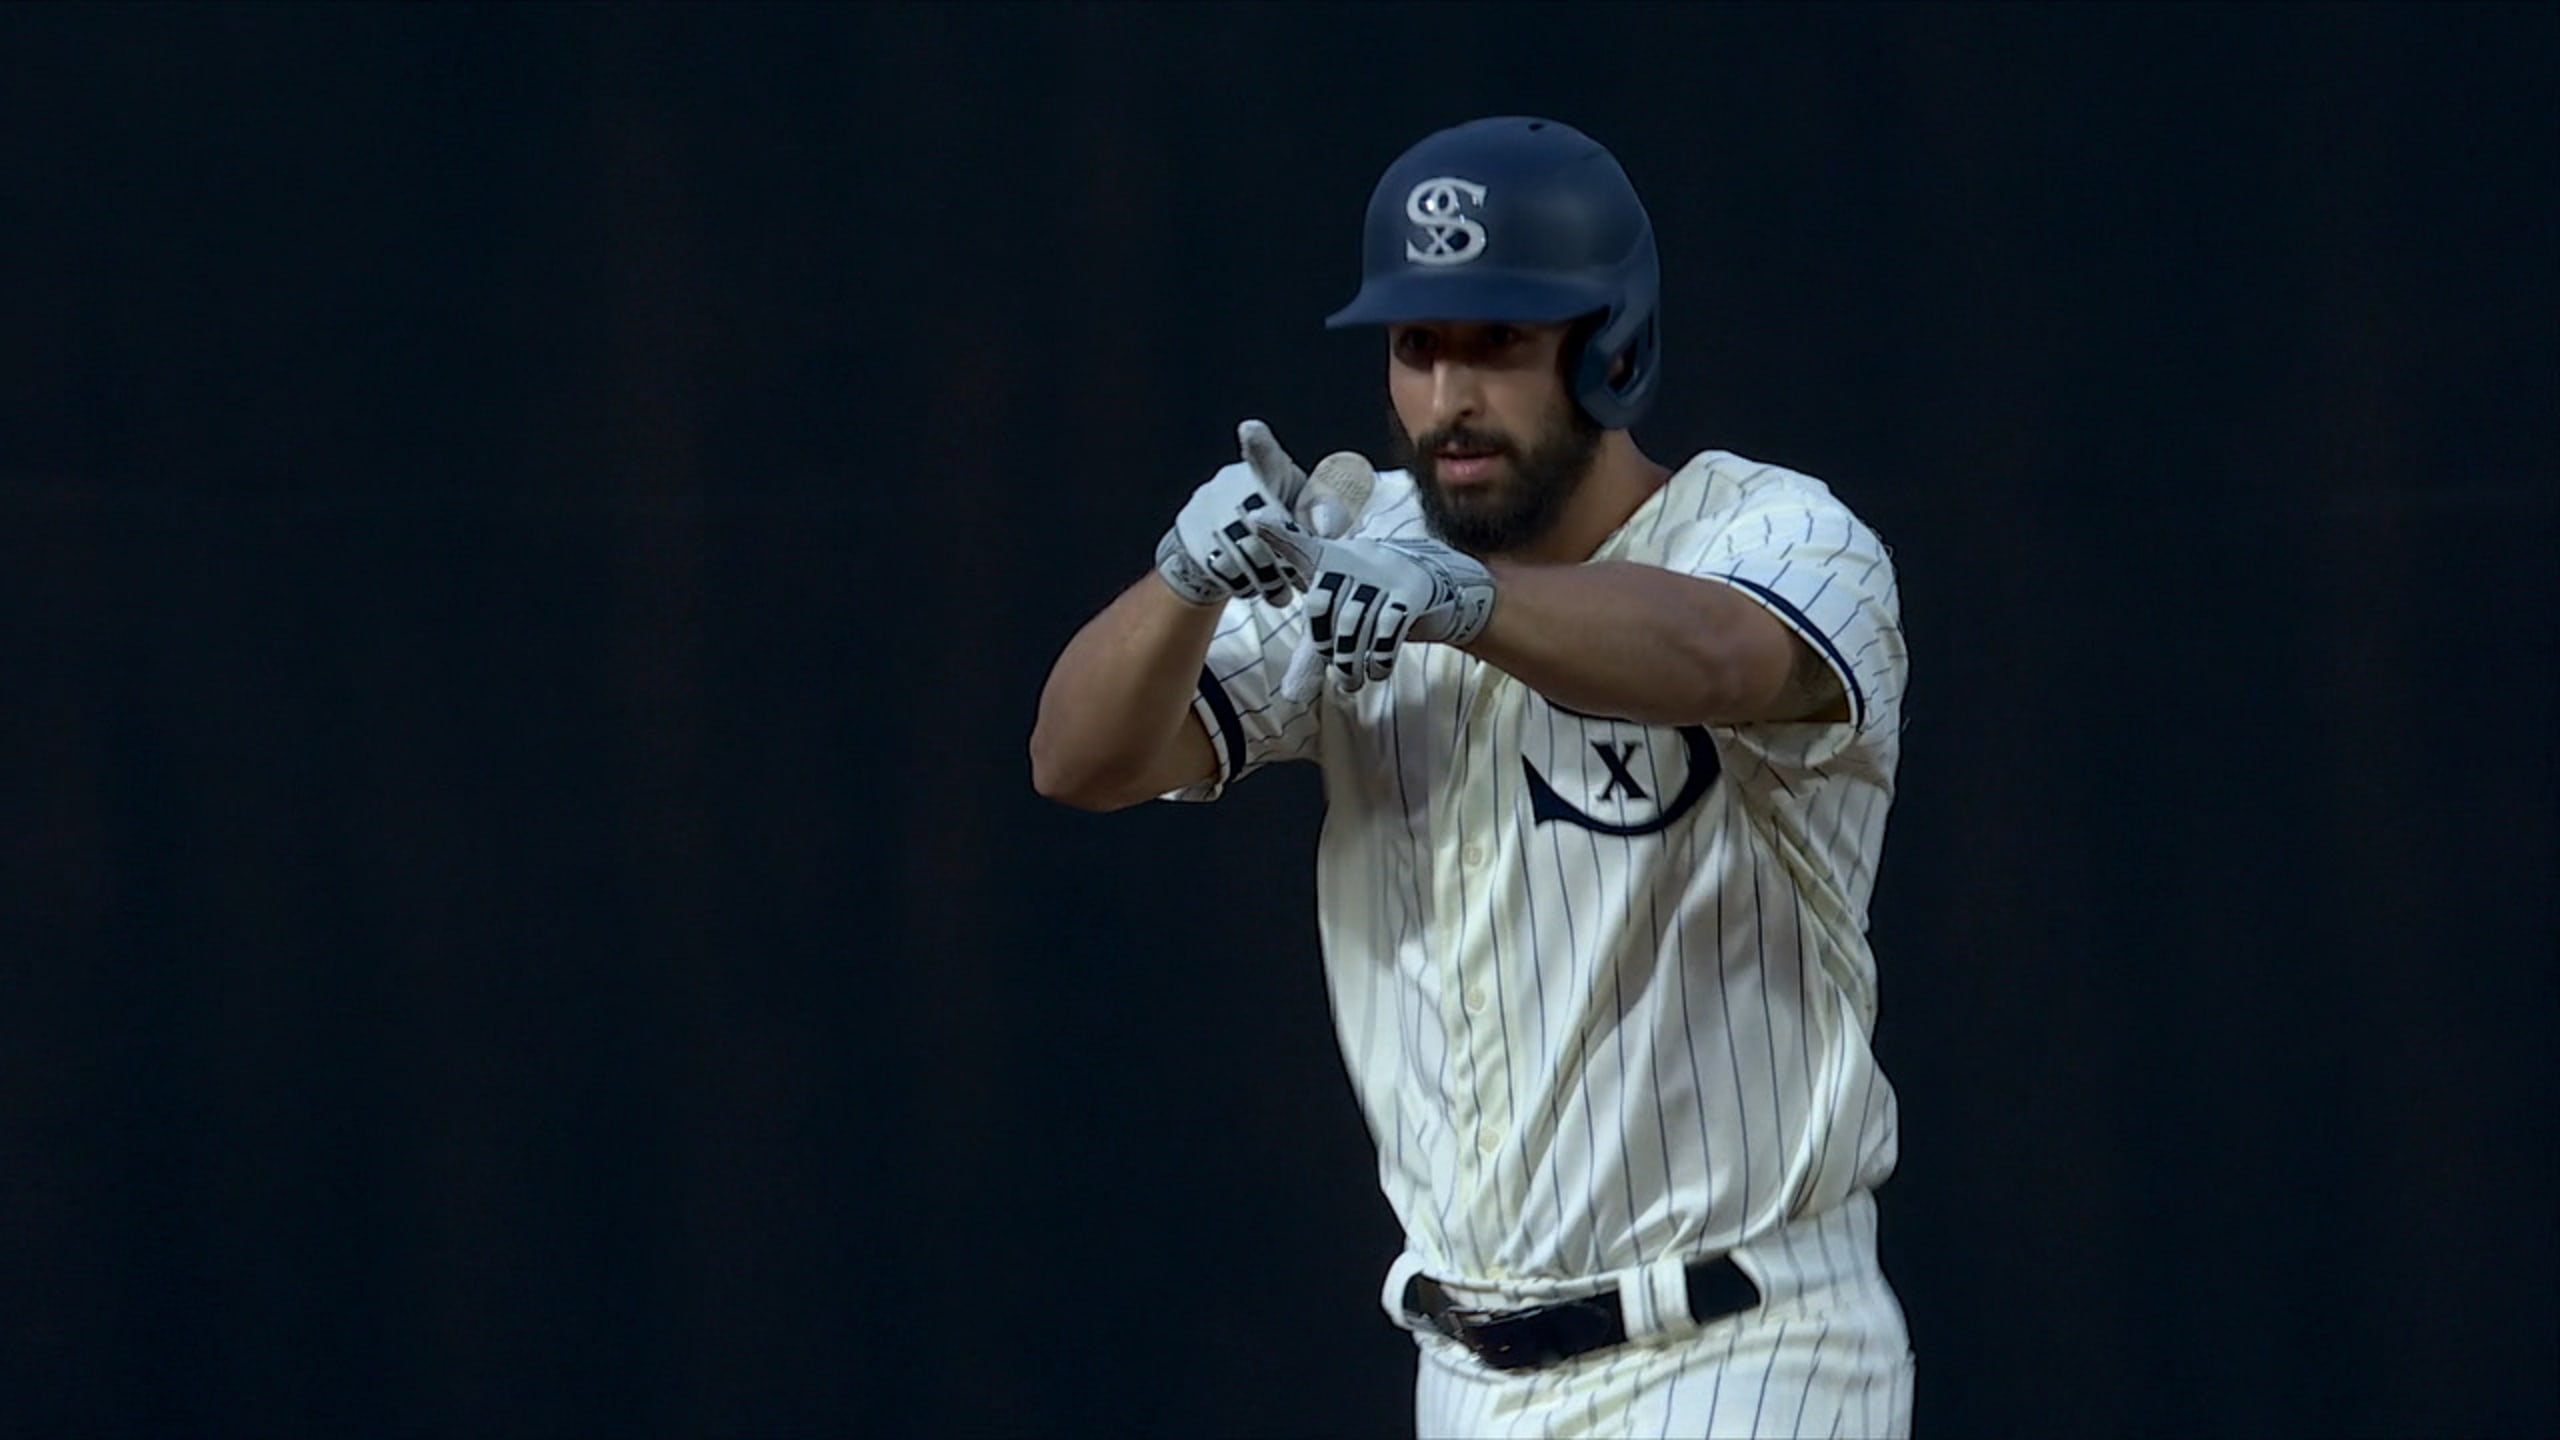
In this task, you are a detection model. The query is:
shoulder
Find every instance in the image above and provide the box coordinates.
[1611,450,1872,564]
[1665,450,1859,527]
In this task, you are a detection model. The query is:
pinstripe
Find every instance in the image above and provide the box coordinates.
[1713,867,1755,1252]
[1701,1322,1745,1434]
[1851,1045,1889,1191]
[1749,857,1809,1282]
[1516,722,1573,1245]
[1787,879,1843,1283]
[1748,1323,1791,1435]
[1644,480,1679,543]
[1603,817,1649,1263]
[1479,693,1527,1240]
[1588,1342,1627,1436]
[1449,665,1505,1262]
[1634,736,1682,1241]
[1447,677,1494,1219]
[1414,659,1469,1253]
[1381,671,1423,1186]
[1540,694,1603,1268]
[1791,1323,1834,1436]
[1668,808,1723,1241]
[1799,570,1835,614]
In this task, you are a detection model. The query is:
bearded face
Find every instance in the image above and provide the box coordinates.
[1391,386,1604,557]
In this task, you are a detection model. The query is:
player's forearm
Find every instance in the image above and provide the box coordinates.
[1461,560,1793,726]
[1030,574,1223,803]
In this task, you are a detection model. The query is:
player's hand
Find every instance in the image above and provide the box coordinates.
[1155,420,1310,607]
[1245,517,1496,692]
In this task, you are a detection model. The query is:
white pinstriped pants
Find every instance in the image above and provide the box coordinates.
[1404,1197,1914,1439]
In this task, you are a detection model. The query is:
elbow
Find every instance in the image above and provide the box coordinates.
[1685,619,1811,726]
[1028,732,1133,812]
[1027,731,1086,806]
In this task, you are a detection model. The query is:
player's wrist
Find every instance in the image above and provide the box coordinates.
[1154,527,1229,607]
[1392,539,1497,646]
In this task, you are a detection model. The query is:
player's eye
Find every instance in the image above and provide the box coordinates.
[1483,325,1522,349]
[1393,329,1439,365]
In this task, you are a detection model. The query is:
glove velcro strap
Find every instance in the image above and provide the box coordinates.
[1155,527,1225,607]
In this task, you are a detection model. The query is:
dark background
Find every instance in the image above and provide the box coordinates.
[4,3,2553,1436]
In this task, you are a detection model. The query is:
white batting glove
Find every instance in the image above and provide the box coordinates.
[1246,516,1497,693]
[1155,420,1310,607]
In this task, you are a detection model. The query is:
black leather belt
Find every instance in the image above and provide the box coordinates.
[1404,1257,1762,1372]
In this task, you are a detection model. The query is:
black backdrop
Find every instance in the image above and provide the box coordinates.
[5,3,2554,1436]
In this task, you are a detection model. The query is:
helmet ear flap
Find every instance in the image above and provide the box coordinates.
[1573,306,1659,431]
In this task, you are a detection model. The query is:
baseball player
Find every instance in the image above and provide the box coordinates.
[1031,116,1914,1439]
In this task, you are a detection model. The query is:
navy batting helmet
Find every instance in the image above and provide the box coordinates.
[1327,116,1662,430]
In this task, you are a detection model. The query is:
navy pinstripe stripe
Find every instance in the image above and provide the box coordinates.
[1792,1322,1834,1436]
[1195,665,1246,783]
[1386,666,1424,1187]
[1750,855,1809,1288]
[1454,680,1520,1243]
[1665,777,1721,1239]
[1750,1322,1792,1434]
[1633,729,1681,1233]
[1537,707,1601,1268]
[1604,815,1647,1263]
[1713,864,1752,1250]
[1714,572,1869,728]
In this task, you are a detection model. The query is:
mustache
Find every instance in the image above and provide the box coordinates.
[1413,425,1515,458]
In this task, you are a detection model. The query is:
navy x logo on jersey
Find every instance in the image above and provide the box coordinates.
[1593,741,1649,802]
[1521,710,1718,837]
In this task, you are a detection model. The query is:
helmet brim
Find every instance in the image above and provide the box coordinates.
[1323,269,1614,329]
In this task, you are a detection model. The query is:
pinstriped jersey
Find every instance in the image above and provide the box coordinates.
[1170,450,1908,1300]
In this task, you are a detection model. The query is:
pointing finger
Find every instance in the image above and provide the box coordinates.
[1238,420,1306,506]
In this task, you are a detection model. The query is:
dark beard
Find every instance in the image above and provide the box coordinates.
[1391,399,1604,557]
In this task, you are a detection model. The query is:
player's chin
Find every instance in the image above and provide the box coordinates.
[1421,464,1511,506]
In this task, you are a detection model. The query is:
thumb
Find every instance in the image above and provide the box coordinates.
[1237,419,1307,507]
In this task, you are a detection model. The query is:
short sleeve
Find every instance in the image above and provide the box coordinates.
[1160,594,1325,802]
[1660,489,1908,769]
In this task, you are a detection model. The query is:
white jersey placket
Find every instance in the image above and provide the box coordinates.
[1438,654,1521,1270]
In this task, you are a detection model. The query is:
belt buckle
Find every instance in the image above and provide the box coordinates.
[1438,1303,1497,1347]
[1447,1303,1564,1372]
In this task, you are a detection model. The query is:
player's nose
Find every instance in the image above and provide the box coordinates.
[1427,360,1484,429]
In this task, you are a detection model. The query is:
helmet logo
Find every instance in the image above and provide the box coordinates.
[1403,177,1489,266]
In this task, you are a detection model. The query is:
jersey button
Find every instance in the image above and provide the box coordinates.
[1464,985,1487,1014]
[1461,843,1486,867]
[1476,1125,1500,1155]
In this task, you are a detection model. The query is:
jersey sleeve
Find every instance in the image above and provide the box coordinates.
[1660,487,1908,770]
[1159,594,1325,803]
